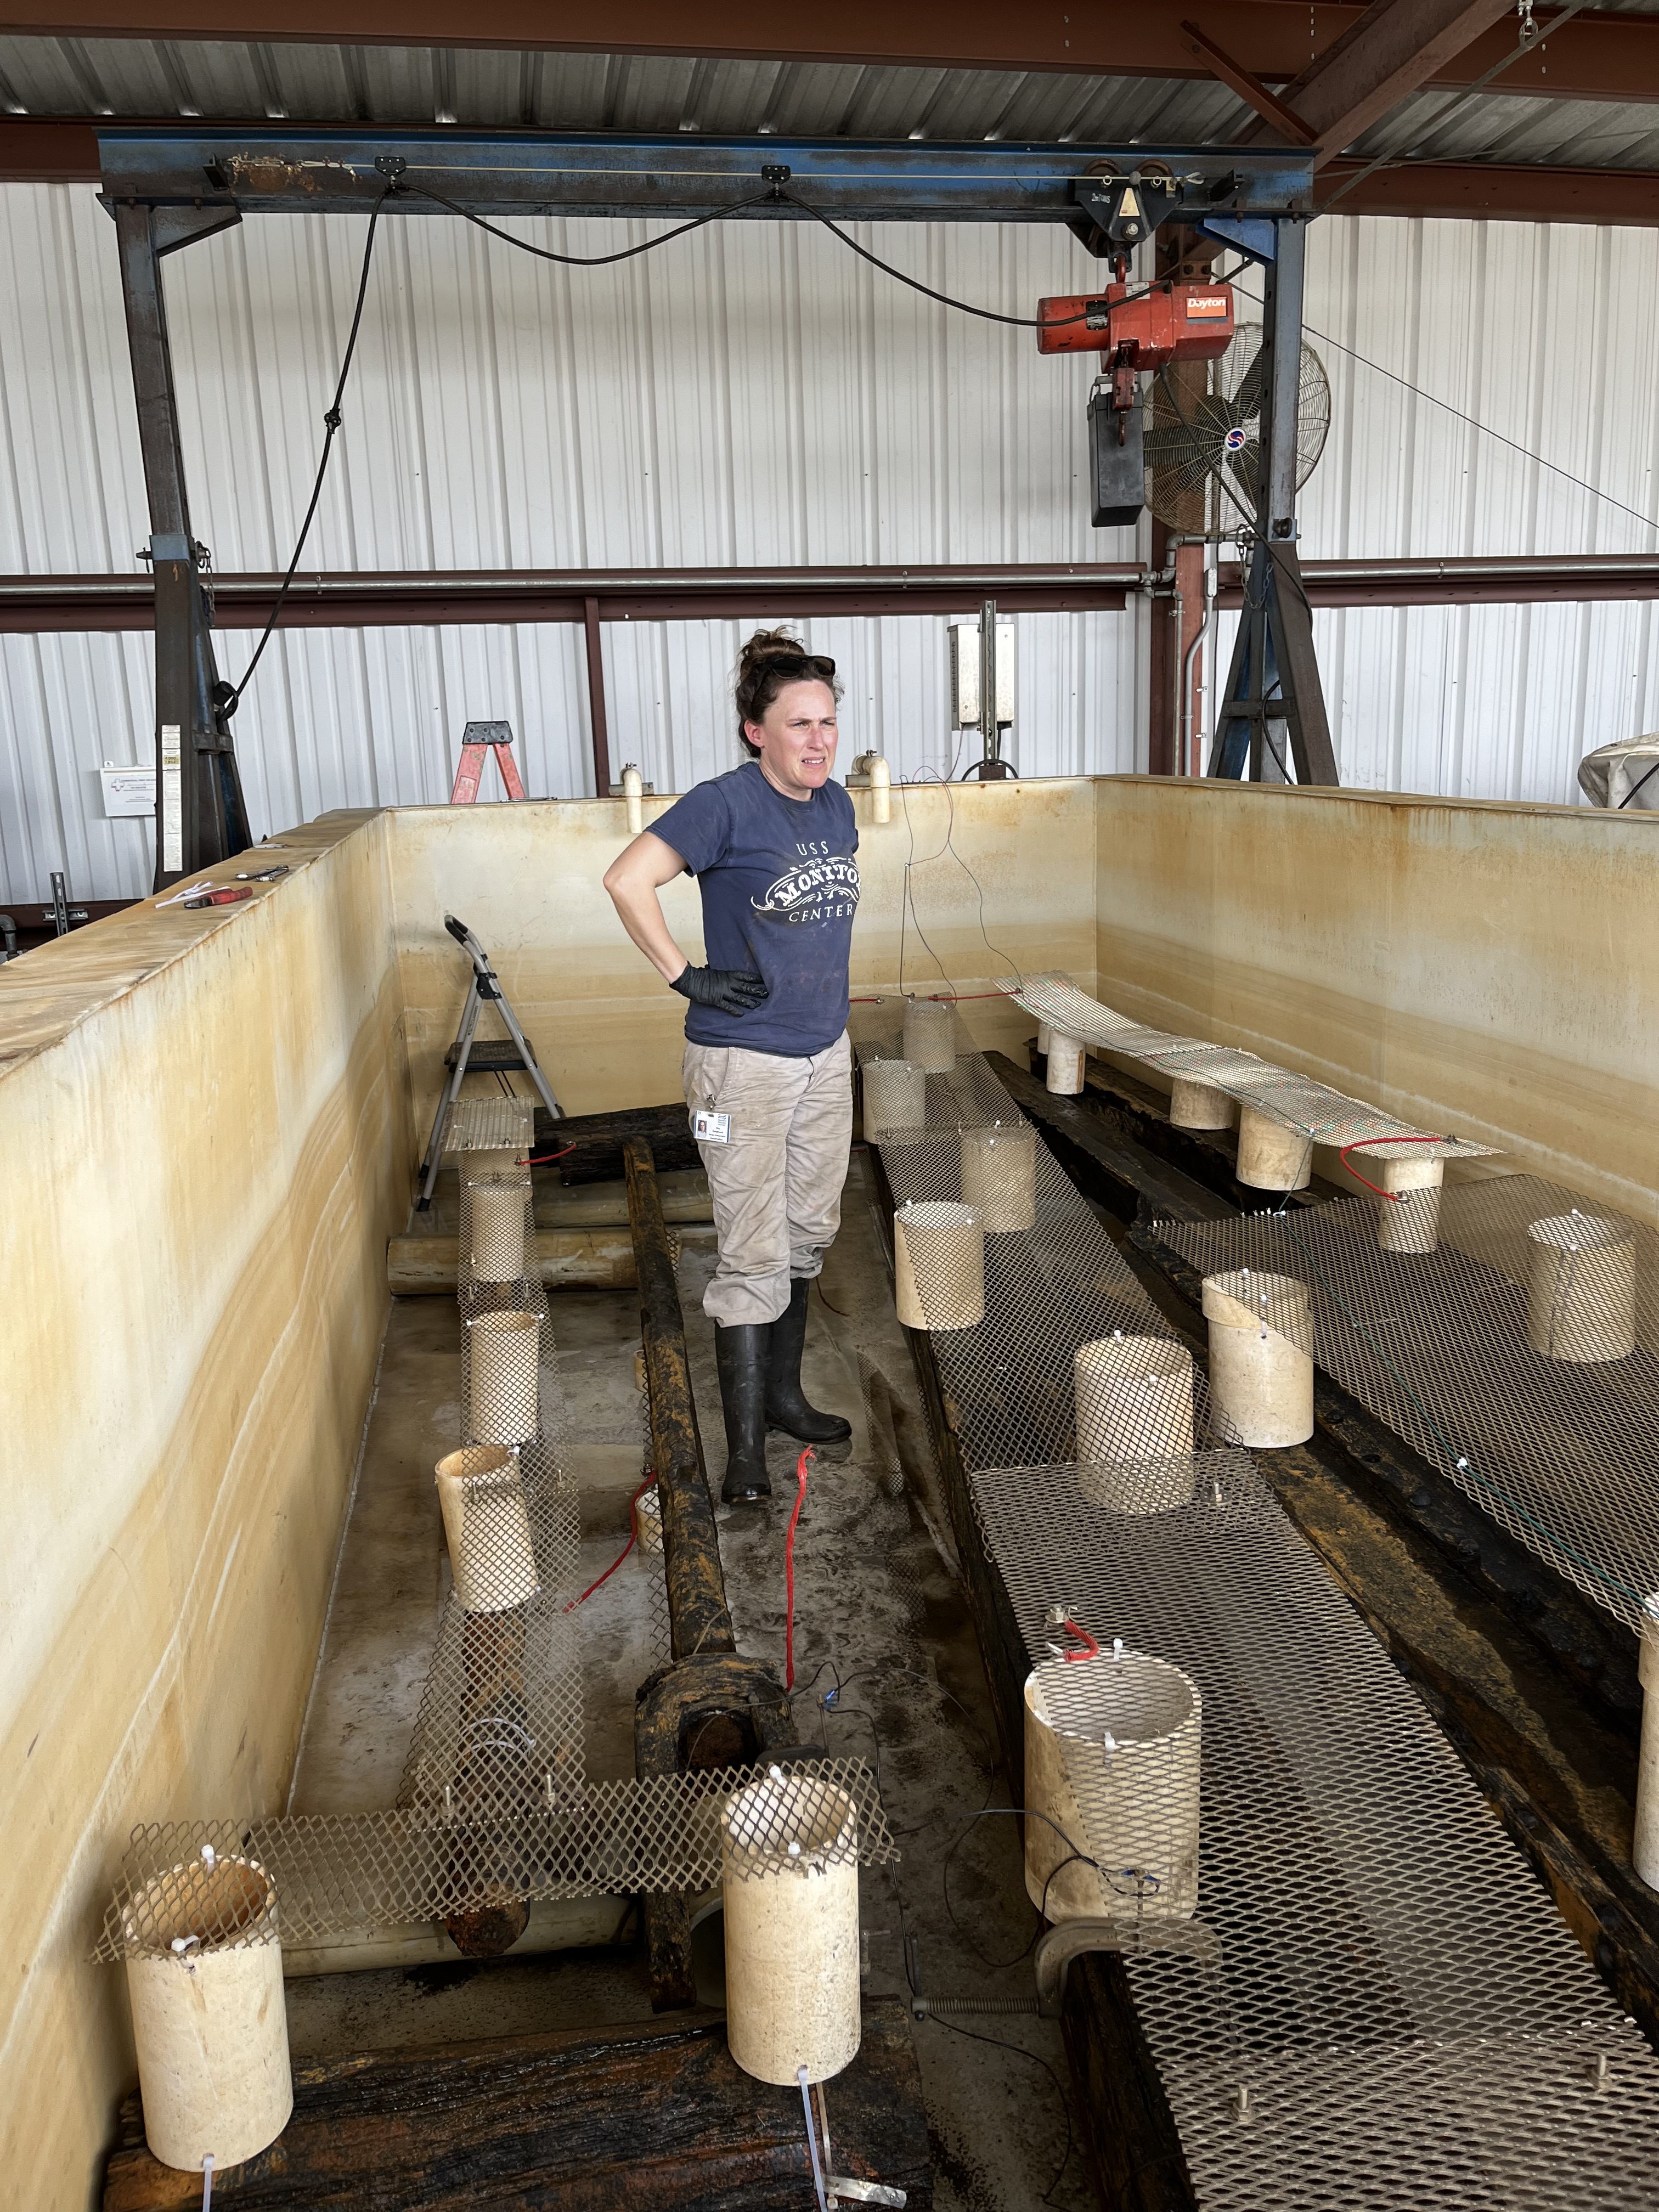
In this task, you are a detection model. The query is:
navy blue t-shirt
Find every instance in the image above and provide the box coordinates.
[652,760,860,1057]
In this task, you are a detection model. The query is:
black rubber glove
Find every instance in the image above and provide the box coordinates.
[670,962,769,1017]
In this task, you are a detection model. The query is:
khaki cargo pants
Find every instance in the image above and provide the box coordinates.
[682,1031,854,1327]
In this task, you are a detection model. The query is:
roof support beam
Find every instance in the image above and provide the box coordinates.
[1266,0,1517,160]
[0,4,1657,106]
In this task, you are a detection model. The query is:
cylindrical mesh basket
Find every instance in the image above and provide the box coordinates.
[960,1121,1037,1233]
[902,996,957,1075]
[1526,1212,1637,1363]
[894,1201,985,1330]
[862,1056,928,1142]
[1074,1335,1196,1510]
[1034,1647,1202,1922]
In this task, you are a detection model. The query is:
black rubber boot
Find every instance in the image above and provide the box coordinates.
[765,1278,853,1444]
[715,1322,772,1503]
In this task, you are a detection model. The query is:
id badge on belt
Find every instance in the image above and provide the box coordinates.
[692,1108,731,1145]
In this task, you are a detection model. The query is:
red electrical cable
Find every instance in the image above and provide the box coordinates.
[522,1142,577,1166]
[783,1447,815,1690]
[563,1474,654,1611]
[1338,1133,1450,1201]
[1058,1617,1101,1662]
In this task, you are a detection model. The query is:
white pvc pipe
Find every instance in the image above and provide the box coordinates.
[1377,1155,1444,1255]
[1169,1077,1235,1132]
[1074,1336,1196,1511]
[1526,1212,1637,1363]
[1046,1032,1086,1096]
[867,753,891,825]
[1036,1020,1053,1055]
[467,1175,529,1283]
[959,1121,1036,1233]
[1235,1107,1312,1191]
[723,1771,860,2086]
[894,1201,984,1330]
[125,1856,292,2173]
[621,763,645,837]
[1202,1269,1313,1447]
[467,1309,542,1444]
[435,1442,541,1612]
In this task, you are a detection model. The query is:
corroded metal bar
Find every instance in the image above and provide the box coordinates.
[622,1137,735,1662]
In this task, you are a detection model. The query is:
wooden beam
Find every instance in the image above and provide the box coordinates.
[103,2002,935,2209]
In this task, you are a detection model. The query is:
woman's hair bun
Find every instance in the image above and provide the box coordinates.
[733,627,842,753]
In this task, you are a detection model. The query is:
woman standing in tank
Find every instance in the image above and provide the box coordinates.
[603,631,860,1504]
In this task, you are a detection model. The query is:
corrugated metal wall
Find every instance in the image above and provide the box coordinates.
[2,185,1658,901]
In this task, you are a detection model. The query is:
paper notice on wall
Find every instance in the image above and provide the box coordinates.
[160,725,182,872]
[99,764,156,818]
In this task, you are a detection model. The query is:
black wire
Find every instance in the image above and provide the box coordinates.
[227,185,392,710]
[1231,274,1659,539]
[1617,755,1659,810]
[781,185,1162,332]
[401,180,778,266]
[921,2009,1076,2207]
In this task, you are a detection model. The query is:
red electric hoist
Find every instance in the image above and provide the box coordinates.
[1036,273,1235,526]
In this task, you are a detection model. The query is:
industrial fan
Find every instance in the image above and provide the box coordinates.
[1143,325,1331,535]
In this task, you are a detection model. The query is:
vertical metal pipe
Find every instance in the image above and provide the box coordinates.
[583,595,612,798]
[979,595,998,769]
[1264,218,1305,542]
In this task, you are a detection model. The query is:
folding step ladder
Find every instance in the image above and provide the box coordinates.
[416,913,562,1210]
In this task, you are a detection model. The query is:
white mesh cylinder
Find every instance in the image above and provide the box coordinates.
[722,1773,860,2086]
[902,996,957,1074]
[1170,1077,1235,1131]
[862,1056,928,1139]
[960,1121,1036,1233]
[1236,1107,1312,1190]
[1024,1672,1106,1921]
[467,1174,529,1283]
[435,1442,541,1612]
[1377,1155,1444,1255]
[1046,1033,1086,1095]
[1074,1336,1196,1511]
[1527,1214,1637,1362]
[468,1310,542,1444]
[1203,1270,1314,1448]
[1035,1649,1201,1922]
[123,1858,292,2173]
[634,1484,663,1555]
[894,1201,984,1330]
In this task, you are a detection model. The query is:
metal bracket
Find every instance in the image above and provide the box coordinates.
[1192,214,1276,264]
[1034,1915,1220,2017]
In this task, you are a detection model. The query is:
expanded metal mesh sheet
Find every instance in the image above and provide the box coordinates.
[1160,1176,1659,1633]
[445,1096,535,1153]
[94,1758,897,1961]
[974,1454,1659,2208]
[1001,973,1493,1161]
[853,1007,1235,1474]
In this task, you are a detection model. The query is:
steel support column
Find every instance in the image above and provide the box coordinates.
[1209,219,1338,786]
[114,199,251,885]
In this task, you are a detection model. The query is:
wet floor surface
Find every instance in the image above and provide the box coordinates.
[285,1153,1093,2211]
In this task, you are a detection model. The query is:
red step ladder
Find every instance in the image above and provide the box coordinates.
[450,719,527,804]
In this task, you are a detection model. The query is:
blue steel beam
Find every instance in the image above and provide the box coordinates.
[98,129,1314,221]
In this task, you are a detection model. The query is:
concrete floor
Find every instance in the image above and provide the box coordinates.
[283,1153,1093,2212]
